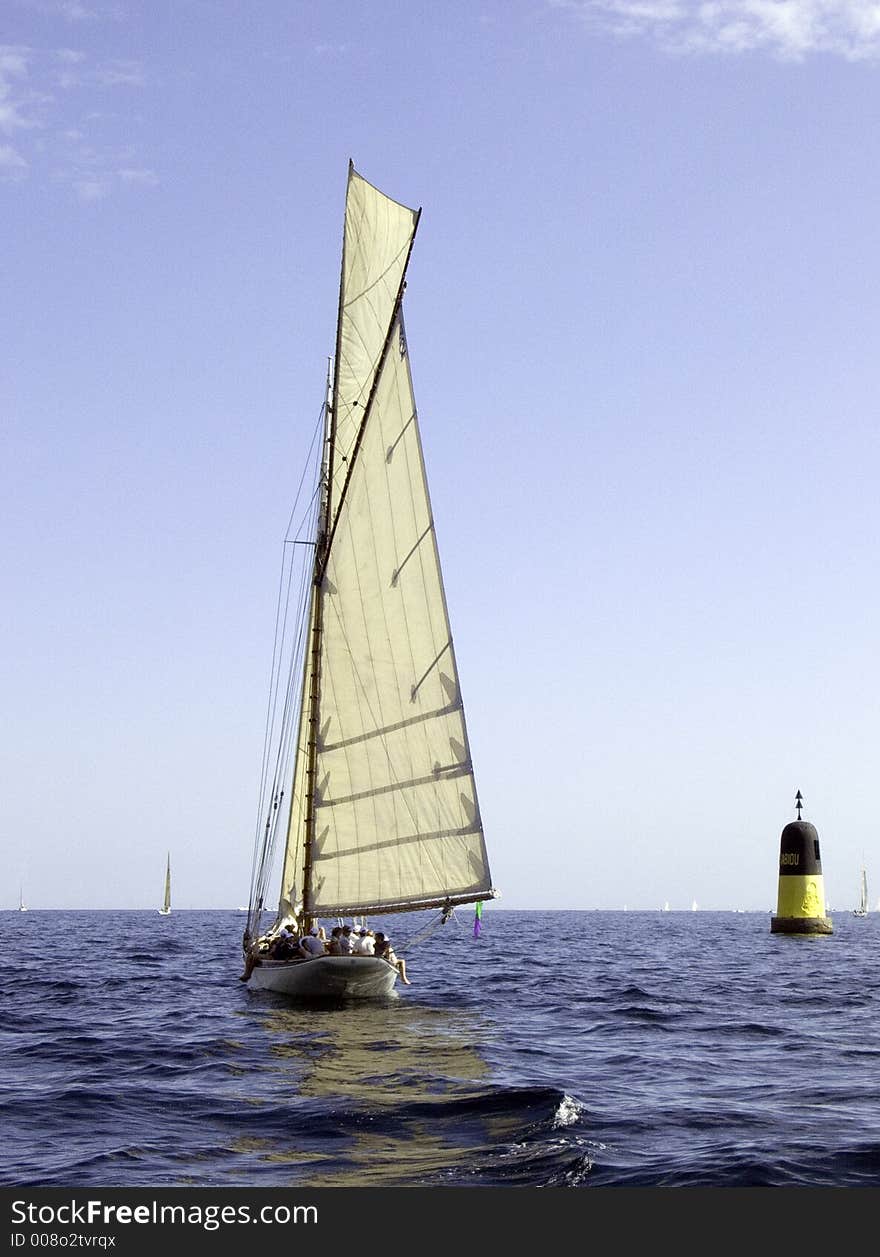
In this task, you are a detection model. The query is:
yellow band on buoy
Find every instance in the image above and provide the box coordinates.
[775,874,826,919]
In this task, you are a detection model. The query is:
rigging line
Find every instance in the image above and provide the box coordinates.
[264,405,322,782]
[252,492,319,906]
[254,519,316,908]
[261,541,297,783]
[276,508,316,780]
[289,476,323,549]
[255,537,300,849]
[283,401,326,544]
[395,907,454,954]
[250,404,323,876]
[260,651,306,906]
[268,462,320,763]
[266,514,313,802]
[258,504,317,914]
[250,538,295,886]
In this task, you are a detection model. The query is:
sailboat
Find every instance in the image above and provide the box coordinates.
[158,853,171,915]
[241,164,497,998]
[853,864,868,918]
[18,886,27,913]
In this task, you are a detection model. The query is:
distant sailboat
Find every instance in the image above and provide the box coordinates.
[661,901,670,912]
[853,864,868,918]
[158,853,171,915]
[691,899,699,911]
[18,886,27,913]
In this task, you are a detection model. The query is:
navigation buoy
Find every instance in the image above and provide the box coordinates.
[770,790,833,935]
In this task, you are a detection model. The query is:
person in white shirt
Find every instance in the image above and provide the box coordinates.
[352,927,375,955]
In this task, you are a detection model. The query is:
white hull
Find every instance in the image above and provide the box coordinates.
[158,908,171,915]
[247,954,398,998]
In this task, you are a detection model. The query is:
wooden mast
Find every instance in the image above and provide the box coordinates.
[300,358,335,929]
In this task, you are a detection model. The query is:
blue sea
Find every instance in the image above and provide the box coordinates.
[2,907,879,1189]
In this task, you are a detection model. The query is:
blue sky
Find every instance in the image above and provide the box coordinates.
[4,0,880,912]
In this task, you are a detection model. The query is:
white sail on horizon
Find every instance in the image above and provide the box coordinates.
[855,864,868,916]
[159,853,171,914]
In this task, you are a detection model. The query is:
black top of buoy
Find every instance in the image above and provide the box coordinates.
[781,819,819,844]
[779,790,822,875]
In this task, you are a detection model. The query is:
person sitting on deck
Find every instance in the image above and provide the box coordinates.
[338,924,354,955]
[298,926,327,959]
[270,928,297,959]
[373,932,411,984]
[327,926,343,955]
[239,932,275,982]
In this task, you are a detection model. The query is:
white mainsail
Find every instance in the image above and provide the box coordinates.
[274,164,493,924]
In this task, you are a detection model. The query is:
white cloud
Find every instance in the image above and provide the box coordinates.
[0,143,27,165]
[95,60,145,87]
[0,37,155,199]
[73,175,107,200]
[553,0,880,59]
[57,1,98,18]
[0,46,36,134]
[20,0,99,21]
[118,166,158,186]
[0,142,28,179]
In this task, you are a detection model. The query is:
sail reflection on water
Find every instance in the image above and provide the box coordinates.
[232,1001,505,1185]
